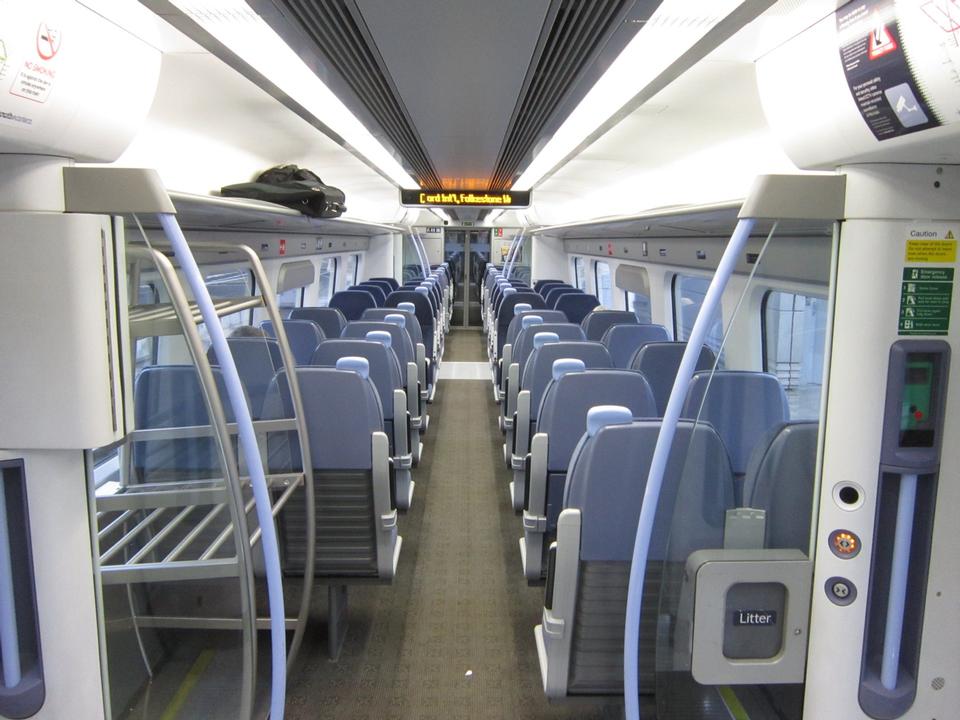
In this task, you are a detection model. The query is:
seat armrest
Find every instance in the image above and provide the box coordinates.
[514,392,531,460]
[371,432,399,578]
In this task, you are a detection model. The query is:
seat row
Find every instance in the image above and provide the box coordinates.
[132,264,455,658]
[479,272,818,699]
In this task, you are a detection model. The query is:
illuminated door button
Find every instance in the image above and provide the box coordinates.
[829,529,861,558]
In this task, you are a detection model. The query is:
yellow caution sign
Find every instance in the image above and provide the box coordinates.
[905,239,957,263]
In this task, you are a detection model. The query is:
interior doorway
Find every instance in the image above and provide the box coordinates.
[444,228,491,327]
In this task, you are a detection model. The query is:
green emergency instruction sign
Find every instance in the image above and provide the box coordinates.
[899,267,953,336]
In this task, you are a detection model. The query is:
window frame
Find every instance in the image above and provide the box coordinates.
[671,272,724,357]
[572,256,586,290]
[593,259,612,307]
[318,256,338,306]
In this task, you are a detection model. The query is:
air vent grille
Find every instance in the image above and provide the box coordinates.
[490,0,636,191]
[280,0,442,188]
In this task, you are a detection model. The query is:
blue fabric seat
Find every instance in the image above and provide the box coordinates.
[519,368,658,578]
[310,339,414,508]
[601,324,670,368]
[581,310,639,341]
[351,283,387,306]
[368,277,400,291]
[494,292,546,359]
[289,306,347,341]
[206,336,282,419]
[743,421,819,552]
[506,341,613,471]
[501,324,588,433]
[544,286,582,309]
[682,371,790,504]
[555,293,600,325]
[536,411,734,698]
[261,318,325,366]
[533,279,565,294]
[362,279,396,300]
[329,290,379,321]
[262,364,399,580]
[629,341,716,414]
[133,365,235,481]
[537,281,570,299]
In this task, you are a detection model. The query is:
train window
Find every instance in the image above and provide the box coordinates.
[198,269,254,344]
[673,273,724,356]
[134,282,160,372]
[763,290,828,419]
[573,256,586,289]
[594,260,613,307]
[277,286,305,311]
[626,291,653,323]
[345,253,360,286]
[318,257,337,306]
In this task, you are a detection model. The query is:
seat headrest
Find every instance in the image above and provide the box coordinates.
[514,303,532,315]
[415,286,430,295]
[384,313,406,328]
[336,356,370,379]
[533,331,559,349]
[552,358,586,382]
[398,302,416,314]
[586,405,633,437]
[365,331,392,349]
[521,315,544,329]
[503,287,517,296]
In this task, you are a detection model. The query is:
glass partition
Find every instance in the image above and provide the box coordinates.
[650,226,835,719]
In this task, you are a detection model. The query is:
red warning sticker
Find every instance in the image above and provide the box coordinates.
[279,238,286,256]
[36,23,61,61]
[868,22,898,59]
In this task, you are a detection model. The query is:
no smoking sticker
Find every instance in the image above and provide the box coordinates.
[36,24,61,61]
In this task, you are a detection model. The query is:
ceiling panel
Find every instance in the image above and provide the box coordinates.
[354,0,552,186]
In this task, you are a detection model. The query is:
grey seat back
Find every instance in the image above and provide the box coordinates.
[513,323,587,376]
[630,342,716,414]
[504,309,568,349]
[341,321,415,367]
[681,371,790,476]
[601,324,670,368]
[581,310,640,341]
[743,422,818,551]
[557,415,734,694]
[362,307,424,348]
[534,279,565,294]
[555,293,600,325]
[521,341,613,413]
[261,318,325,365]
[310,340,402,421]
[495,293,546,357]
[262,366,386,576]
[534,370,657,527]
[289,307,347,340]
[206,337,281,419]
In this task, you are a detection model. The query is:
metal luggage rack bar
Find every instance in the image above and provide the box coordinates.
[96,471,303,586]
[128,297,264,338]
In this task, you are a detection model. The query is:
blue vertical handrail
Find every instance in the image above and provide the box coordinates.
[504,231,524,278]
[881,473,918,689]
[159,213,287,720]
[0,478,21,688]
[622,218,755,719]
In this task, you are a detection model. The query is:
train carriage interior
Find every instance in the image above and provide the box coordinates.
[0,1,959,719]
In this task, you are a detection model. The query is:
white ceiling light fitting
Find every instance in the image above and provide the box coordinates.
[513,0,756,191]
[167,0,417,188]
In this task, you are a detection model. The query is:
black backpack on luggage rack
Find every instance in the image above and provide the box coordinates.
[220,164,347,218]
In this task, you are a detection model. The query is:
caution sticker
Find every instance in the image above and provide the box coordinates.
[905,230,957,263]
[899,267,953,336]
